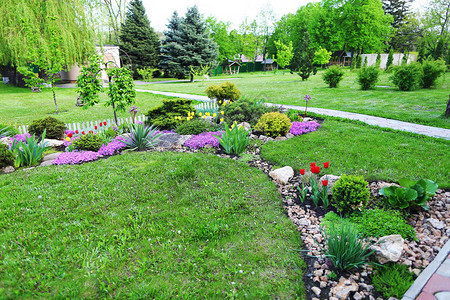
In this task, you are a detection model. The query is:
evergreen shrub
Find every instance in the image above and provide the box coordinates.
[28,117,66,139]
[145,99,196,130]
[390,63,423,91]
[254,112,291,138]
[72,133,104,152]
[205,82,241,106]
[422,58,446,88]
[223,97,272,126]
[332,175,370,214]
[357,66,380,90]
[322,66,345,88]
[0,144,15,168]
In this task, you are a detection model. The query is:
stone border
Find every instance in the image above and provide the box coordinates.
[402,239,450,300]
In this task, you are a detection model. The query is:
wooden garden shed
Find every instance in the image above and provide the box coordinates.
[222,60,241,75]
[330,50,352,66]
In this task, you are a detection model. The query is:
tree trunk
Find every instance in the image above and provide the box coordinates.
[112,101,118,125]
[52,84,59,114]
[446,94,450,117]
[190,73,194,83]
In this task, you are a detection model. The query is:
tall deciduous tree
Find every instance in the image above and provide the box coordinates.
[274,40,294,69]
[101,0,130,43]
[160,6,218,82]
[206,17,235,62]
[119,0,160,78]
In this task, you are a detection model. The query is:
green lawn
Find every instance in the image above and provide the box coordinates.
[0,151,304,298]
[261,118,450,188]
[140,70,450,129]
[0,84,167,126]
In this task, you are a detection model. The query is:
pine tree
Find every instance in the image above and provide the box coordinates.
[161,6,218,81]
[376,52,382,68]
[386,48,394,69]
[291,34,316,81]
[119,0,160,78]
[356,54,362,69]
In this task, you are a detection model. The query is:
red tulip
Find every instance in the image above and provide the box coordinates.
[300,169,305,175]
[324,162,329,168]
[82,131,85,135]
[68,133,73,138]
[89,130,93,134]
[311,166,320,174]
[95,126,98,130]
[103,121,107,126]
[322,180,328,186]
[311,162,316,168]
[75,130,79,134]
[99,123,102,127]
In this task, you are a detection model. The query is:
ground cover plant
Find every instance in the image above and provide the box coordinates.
[372,263,415,299]
[0,152,305,298]
[139,71,450,129]
[261,117,450,188]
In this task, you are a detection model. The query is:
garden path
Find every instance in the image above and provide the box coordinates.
[135,89,450,140]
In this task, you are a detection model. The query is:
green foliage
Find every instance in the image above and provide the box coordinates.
[205,82,241,105]
[0,124,19,137]
[313,47,332,66]
[145,98,196,130]
[386,48,394,69]
[349,209,416,240]
[421,58,446,88]
[10,132,49,167]
[76,54,103,108]
[322,66,345,88]
[286,109,303,122]
[106,67,136,114]
[28,116,66,139]
[223,97,272,126]
[274,40,294,69]
[254,112,292,138]
[375,52,381,68]
[0,143,15,168]
[297,183,308,203]
[119,0,160,78]
[332,175,370,214]
[121,123,162,151]
[176,119,216,135]
[363,56,368,68]
[136,67,158,81]
[357,66,380,90]
[372,263,415,299]
[390,63,423,91]
[379,186,419,209]
[318,219,374,272]
[356,55,362,69]
[72,133,104,152]
[214,122,250,155]
[292,34,316,81]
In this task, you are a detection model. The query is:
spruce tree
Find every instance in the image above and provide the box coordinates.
[386,48,394,69]
[160,12,185,78]
[161,6,218,81]
[291,34,316,81]
[119,0,160,78]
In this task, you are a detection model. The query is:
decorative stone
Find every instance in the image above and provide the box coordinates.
[331,277,359,299]
[275,136,287,141]
[1,166,15,174]
[237,122,251,131]
[43,153,60,161]
[427,218,445,230]
[311,287,321,296]
[43,139,64,148]
[39,160,54,167]
[370,235,404,264]
[0,137,13,146]
[269,166,294,185]
[353,292,363,300]
[318,175,341,195]
[286,133,294,139]
[303,117,312,122]
[259,135,268,142]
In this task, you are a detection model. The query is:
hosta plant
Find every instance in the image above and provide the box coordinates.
[121,123,162,151]
[214,122,250,155]
[10,131,50,167]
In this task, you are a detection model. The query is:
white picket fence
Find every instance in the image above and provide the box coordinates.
[18,114,147,134]
[195,102,219,112]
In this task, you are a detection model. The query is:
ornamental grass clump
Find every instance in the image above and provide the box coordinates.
[121,123,162,151]
[289,121,321,136]
[10,131,50,167]
[318,219,375,272]
[214,122,250,155]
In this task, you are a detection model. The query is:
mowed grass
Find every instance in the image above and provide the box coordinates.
[140,70,450,129]
[0,84,167,125]
[0,151,304,298]
[261,118,450,188]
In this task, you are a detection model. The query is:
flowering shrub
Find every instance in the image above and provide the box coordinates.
[52,151,101,165]
[289,121,321,136]
[98,136,127,156]
[184,131,223,149]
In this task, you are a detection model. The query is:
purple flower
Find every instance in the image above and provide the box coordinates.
[13,133,31,144]
[65,130,75,136]
[52,151,100,165]
[289,121,321,136]
[184,131,223,149]
[303,94,312,102]
[98,136,127,156]
[128,106,139,114]
[136,121,143,125]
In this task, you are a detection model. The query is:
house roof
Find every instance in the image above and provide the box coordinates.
[331,50,351,58]
[261,58,275,64]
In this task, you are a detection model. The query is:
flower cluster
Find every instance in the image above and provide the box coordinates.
[52,151,100,165]
[184,131,223,149]
[98,136,127,156]
[289,121,321,136]
[13,133,31,144]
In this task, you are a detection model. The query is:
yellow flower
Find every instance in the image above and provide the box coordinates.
[223,102,226,106]
[219,100,222,104]
[65,137,71,142]
[199,112,202,116]
[231,124,235,128]
[206,112,210,116]
[229,101,233,104]
[221,111,224,115]
[202,115,206,118]
[220,118,224,122]
[213,113,217,117]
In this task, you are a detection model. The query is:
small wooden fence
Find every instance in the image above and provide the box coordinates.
[18,115,147,134]
[194,102,219,112]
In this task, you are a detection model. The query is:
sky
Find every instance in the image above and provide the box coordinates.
[143,0,430,33]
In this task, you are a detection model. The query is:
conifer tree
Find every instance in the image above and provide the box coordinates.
[160,12,185,78]
[119,0,160,78]
[386,48,394,69]
[161,6,218,81]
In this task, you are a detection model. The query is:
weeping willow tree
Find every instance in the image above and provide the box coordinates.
[0,0,96,112]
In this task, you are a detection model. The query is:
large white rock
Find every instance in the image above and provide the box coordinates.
[369,234,404,264]
[1,166,15,174]
[237,122,251,131]
[43,153,60,161]
[269,166,294,185]
[331,277,359,300]
[43,139,64,148]
[0,137,13,146]
[319,175,341,195]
